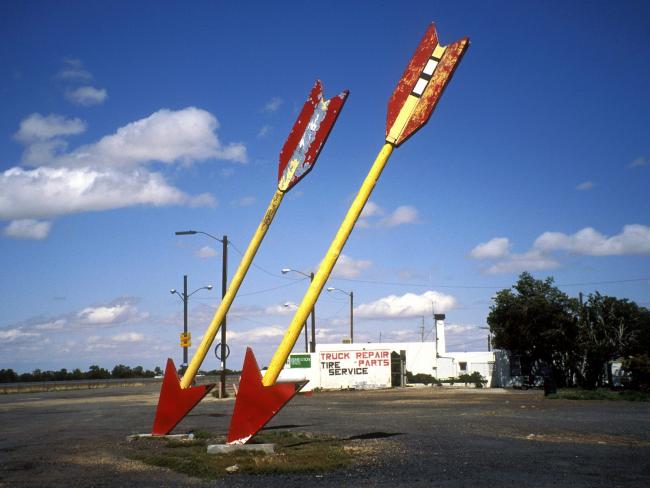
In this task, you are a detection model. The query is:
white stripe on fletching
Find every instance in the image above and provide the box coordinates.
[412,78,429,96]
[423,58,439,76]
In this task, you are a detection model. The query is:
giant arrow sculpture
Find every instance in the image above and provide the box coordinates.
[228,23,469,444]
[152,81,348,435]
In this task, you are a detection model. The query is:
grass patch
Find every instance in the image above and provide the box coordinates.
[547,388,650,402]
[127,430,354,479]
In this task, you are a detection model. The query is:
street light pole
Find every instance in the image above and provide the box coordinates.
[310,272,316,353]
[170,277,213,375]
[281,268,317,353]
[220,235,228,398]
[350,290,354,344]
[326,287,354,344]
[183,275,188,367]
[175,230,229,397]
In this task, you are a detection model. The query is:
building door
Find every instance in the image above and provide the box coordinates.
[391,352,402,386]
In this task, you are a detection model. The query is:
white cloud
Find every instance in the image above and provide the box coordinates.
[331,254,372,278]
[49,107,246,168]
[34,319,67,331]
[355,290,456,319]
[485,250,559,274]
[263,97,283,113]
[445,324,476,334]
[471,224,650,274]
[257,125,272,138]
[263,302,296,315]
[0,166,214,220]
[3,219,52,240]
[77,299,148,326]
[533,225,650,256]
[195,245,217,258]
[66,86,108,106]
[628,156,648,168]
[14,113,86,143]
[111,332,144,342]
[575,181,594,191]
[57,58,93,81]
[470,237,511,259]
[359,203,419,228]
[379,205,419,227]
[227,326,285,342]
[0,328,40,342]
[230,196,256,207]
[361,201,384,218]
[6,108,242,238]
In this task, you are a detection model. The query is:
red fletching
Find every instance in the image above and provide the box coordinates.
[386,23,469,146]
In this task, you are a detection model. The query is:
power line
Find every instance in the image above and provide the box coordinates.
[237,277,308,297]
[329,276,650,290]
[227,239,299,280]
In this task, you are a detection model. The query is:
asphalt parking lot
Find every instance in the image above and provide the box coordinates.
[1,384,649,487]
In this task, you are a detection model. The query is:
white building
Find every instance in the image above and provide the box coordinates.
[279,316,511,390]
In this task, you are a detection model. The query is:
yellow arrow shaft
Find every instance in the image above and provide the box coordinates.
[181,189,285,389]
[263,143,395,386]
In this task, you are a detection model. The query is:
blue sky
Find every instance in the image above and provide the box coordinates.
[1,1,648,373]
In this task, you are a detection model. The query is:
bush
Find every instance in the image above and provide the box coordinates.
[405,371,441,386]
[622,355,650,391]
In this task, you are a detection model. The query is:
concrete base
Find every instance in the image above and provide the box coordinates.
[126,433,192,442]
[207,443,275,454]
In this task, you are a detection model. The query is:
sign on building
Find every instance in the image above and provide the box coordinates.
[318,349,392,389]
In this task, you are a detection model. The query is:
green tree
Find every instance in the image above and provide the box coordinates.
[88,365,111,379]
[111,364,133,378]
[0,369,18,382]
[488,272,579,386]
[579,293,650,388]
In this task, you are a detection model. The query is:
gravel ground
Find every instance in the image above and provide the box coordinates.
[1,385,649,487]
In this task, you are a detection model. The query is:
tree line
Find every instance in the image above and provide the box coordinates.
[0,365,241,383]
[488,272,650,390]
[0,364,163,383]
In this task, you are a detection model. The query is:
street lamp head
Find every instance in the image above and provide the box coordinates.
[326,287,335,292]
[206,285,214,290]
[170,289,176,294]
[175,230,197,235]
[281,268,291,274]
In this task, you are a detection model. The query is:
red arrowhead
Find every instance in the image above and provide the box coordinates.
[152,358,214,435]
[227,347,300,444]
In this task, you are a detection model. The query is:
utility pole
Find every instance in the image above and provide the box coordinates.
[310,272,316,353]
[170,275,212,376]
[183,275,188,370]
[420,316,425,342]
[220,235,228,398]
[350,291,354,344]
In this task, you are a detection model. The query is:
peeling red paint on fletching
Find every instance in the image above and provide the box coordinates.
[278,80,349,192]
[386,23,469,147]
